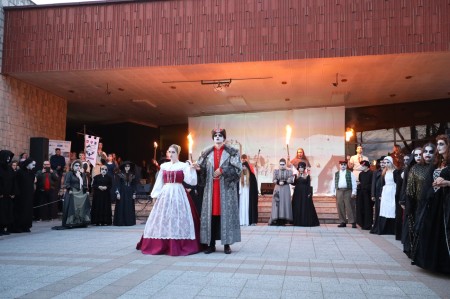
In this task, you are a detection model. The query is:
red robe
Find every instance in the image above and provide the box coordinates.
[212,146,224,215]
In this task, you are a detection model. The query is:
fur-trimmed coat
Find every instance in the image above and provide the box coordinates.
[197,144,242,245]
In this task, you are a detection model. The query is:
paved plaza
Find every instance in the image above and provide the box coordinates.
[0,220,449,299]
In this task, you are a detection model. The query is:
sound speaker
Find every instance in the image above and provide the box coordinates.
[30,137,49,169]
[260,183,275,195]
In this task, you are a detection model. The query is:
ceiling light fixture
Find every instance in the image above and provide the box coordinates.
[201,79,232,92]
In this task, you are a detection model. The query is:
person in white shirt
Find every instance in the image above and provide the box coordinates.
[334,160,357,228]
[348,145,369,183]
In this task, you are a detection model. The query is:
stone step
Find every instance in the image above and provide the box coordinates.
[127,195,340,224]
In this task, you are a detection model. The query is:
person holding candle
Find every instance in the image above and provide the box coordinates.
[137,144,201,256]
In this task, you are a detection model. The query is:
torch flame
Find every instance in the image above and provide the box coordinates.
[345,128,354,142]
[154,142,158,148]
[187,133,193,154]
[286,125,292,145]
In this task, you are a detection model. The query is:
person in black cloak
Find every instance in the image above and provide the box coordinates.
[412,134,450,273]
[91,165,113,226]
[291,161,319,227]
[399,149,421,257]
[370,156,385,234]
[11,158,36,233]
[113,161,137,226]
[243,161,259,226]
[357,160,373,230]
[0,150,18,235]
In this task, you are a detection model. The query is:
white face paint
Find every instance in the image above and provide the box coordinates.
[413,150,422,163]
[27,161,36,170]
[436,140,448,155]
[100,167,107,175]
[383,159,392,168]
[380,160,386,169]
[423,146,435,164]
[213,133,224,145]
[339,163,347,170]
[6,156,11,163]
[73,163,81,172]
[124,165,130,173]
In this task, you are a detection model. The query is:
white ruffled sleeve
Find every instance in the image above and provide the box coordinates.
[150,166,164,199]
[183,162,197,186]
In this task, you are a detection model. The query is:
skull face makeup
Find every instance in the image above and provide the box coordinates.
[423,146,435,164]
[413,149,423,163]
[27,161,36,170]
[213,133,225,145]
[73,163,81,172]
[100,167,108,175]
[124,164,131,173]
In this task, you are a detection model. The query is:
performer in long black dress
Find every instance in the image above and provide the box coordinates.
[413,135,450,273]
[243,161,259,225]
[357,160,373,230]
[370,156,385,234]
[113,161,137,226]
[11,159,36,233]
[0,150,17,235]
[291,162,319,226]
[91,165,113,226]
[400,148,421,257]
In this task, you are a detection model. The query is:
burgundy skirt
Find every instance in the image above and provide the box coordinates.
[136,192,202,256]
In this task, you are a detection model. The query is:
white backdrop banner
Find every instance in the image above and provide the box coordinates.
[84,135,100,166]
[188,107,345,196]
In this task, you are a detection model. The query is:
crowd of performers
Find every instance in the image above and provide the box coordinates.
[329,136,450,274]
[268,147,320,227]
[1,132,449,275]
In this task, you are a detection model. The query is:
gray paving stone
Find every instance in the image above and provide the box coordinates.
[0,223,448,299]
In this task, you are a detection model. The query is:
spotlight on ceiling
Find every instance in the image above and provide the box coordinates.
[202,79,232,92]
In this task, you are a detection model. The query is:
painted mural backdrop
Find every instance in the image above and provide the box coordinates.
[189,106,345,196]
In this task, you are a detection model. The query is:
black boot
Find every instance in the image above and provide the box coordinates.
[204,241,216,254]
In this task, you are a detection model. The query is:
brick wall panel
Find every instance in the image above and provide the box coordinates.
[2,0,450,73]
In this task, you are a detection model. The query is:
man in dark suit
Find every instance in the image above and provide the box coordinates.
[36,161,59,221]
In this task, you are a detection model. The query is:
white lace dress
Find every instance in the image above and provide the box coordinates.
[239,177,250,226]
[137,161,201,256]
[379,171,396,218]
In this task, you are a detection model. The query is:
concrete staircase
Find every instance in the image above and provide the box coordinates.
[129,195,339,225]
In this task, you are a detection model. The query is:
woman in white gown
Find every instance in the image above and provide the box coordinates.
[137,144,201,256]
[373,156,397,235]
[239,164,250,226]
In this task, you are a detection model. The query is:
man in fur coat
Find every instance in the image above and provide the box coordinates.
[195,128,242,254]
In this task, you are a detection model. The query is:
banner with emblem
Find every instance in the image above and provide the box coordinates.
[84,135,100,166]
